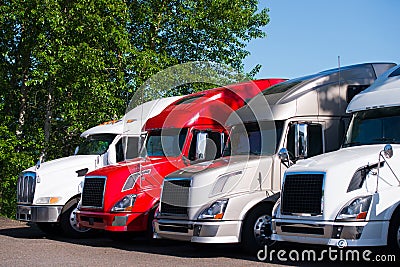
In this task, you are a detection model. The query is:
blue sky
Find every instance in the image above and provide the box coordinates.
[243,1,400,79]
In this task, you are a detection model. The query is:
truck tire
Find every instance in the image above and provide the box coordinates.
[60,204,92,238]
[388,210,400,255]
[145,207,157,242]
[242,204,275,254]
[36,222,61,236]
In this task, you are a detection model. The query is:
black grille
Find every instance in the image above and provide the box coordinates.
[17,172,36,204]
[281,173,324,215]
[160,179,191,216]
[81,177,106,208]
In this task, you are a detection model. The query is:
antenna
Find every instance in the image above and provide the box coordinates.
[338,56,341,81]
[338,56,341,109]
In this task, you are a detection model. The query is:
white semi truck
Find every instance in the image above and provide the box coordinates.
[153,63,396,252]
[272,64,400,253]
[16,96,181,237]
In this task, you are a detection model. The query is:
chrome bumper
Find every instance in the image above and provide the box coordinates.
[153,218,241,243]
[273,220,364,240]
[16,205,63,222]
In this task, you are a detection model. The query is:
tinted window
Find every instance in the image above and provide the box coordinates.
[143,128,188,157]
[76,134,116,155]
[388,67,400,77]
[224,121,283,156]
[262,80,303,96]
[307,124,323,157]
[344,107,400,147]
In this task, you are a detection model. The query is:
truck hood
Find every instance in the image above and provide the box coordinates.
[22,155,99,204]
[165,155,274,207]
[288,145,387,172]
[283,144,400,220]
[24,155,99,178]
[83,155,182,211]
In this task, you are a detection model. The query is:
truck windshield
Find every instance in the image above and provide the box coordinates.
[142,128,188,157]
[76,134,116,155]
[223,121,283,156]
[343,107,400,147]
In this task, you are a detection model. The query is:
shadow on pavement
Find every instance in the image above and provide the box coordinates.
[0,217,397,266]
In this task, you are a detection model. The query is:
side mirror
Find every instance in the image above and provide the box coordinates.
[139,133,147,153]
[383,144,393,159]
[376,144,397,192]
[74,146,79,155]
[278,147,292,167]
[278,148,289,161]
[35,153,45,169]
[294,123,308,159]
[108,145,116,164]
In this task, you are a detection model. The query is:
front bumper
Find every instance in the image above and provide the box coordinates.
[153,218,242,243]
[16,205,63,222]
[76,210,148,232]
[272,218,389,247]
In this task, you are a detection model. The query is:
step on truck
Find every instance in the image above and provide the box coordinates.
[75,79,285,236]
[272,64,400,254]
[16,97,180,237]
[153,62,396,253]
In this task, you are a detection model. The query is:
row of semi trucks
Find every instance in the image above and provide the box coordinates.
[16,62,400,255]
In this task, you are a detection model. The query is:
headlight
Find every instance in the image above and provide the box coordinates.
[198,199,228,220]
[111,194,137,212]
[336,195,372,221]
[122,172,140,191]
[35,197,62,204]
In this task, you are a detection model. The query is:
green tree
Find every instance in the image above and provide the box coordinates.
[0,0,270,218]
[127,0,269,92]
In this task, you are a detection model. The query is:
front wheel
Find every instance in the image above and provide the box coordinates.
[60,204,92,238]
[242,204,275,254]
[388,210,400,255]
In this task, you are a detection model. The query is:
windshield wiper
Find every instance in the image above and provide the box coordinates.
[342,141,361,148]
[372,137,397,143]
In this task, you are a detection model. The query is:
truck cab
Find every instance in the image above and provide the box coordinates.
[272,64,400,253]
[16,97,180,237]
[153,63,396,253]
[75,79,285,235]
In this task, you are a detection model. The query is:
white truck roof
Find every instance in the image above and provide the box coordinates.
[347,64,400,113]
[80,96,182,137]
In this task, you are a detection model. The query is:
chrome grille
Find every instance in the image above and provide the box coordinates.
[17,172,36,204]
[281,173,324,215]
[160,178,191,216]
[81,176,106,208]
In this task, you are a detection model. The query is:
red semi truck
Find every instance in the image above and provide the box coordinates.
[76,79,285,235]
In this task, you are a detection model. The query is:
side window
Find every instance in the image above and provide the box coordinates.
[188,131,223,161]
[307,124,323,158]
[206,131,223,160]
[124,137,139,160]
[286,124,295,160]
[286,123,323,159]
[115,139,124,162]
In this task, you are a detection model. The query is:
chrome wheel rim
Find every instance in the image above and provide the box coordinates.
[253,214,274,246]
[70,207,90,233]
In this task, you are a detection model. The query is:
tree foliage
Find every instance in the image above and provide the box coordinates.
[0,0,270,217]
